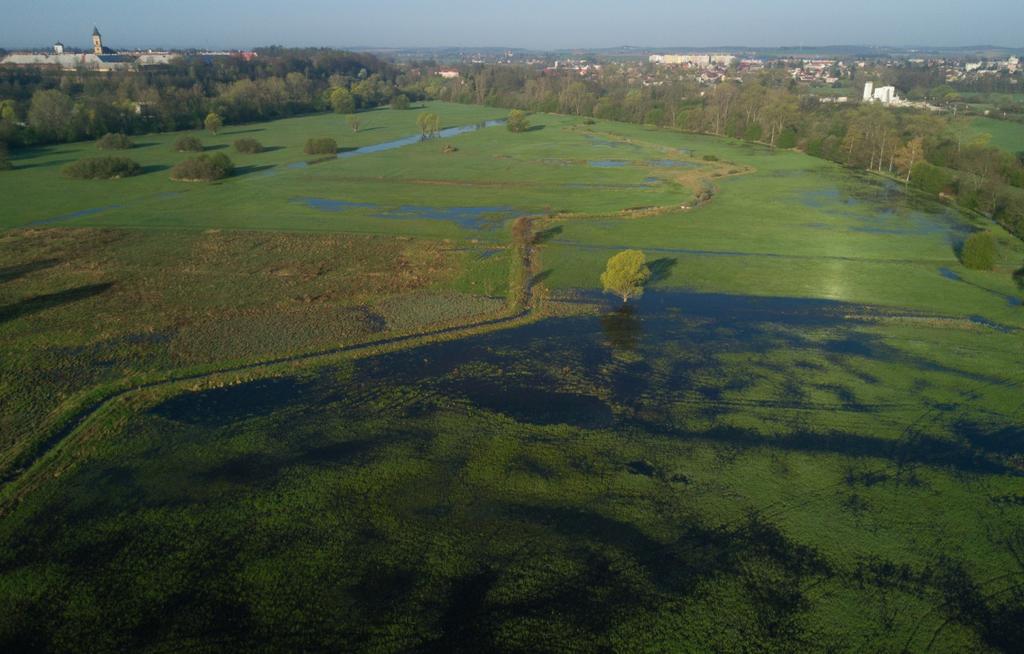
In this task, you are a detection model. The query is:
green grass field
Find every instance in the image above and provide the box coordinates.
[0,103,1022,651]
[969,116,1024,154]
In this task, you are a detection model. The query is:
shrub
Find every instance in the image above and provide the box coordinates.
[96,132,133,150]
[174,136,204,152]
[582,118,596,125]
[304,138,337,155]
[170,152,234,181]
[233,138,263,154]
[63,156,142,179]
[702,154,719,162]
[0,143,11,170]
[507,109,530,133]
[911,162,957,195]
[391,94,411,110]
[960,232,997,270]
[776,128,798,149]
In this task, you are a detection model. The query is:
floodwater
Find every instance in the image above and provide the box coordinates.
[151,290,1019,447]
[292,195,521,230]
[30,205,123,227]
[589,160,629,168]
[337,120,506,159]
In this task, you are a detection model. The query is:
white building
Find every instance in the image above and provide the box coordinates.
[863,82,899,105]
[649,54,736,68]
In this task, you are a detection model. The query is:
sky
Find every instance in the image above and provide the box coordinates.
[1,0,1022,51]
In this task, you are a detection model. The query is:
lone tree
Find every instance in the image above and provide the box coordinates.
[601,250,651,303]
[347,115,361,133]
[960,232,997,270]
[204,112,223,135]
[391,94,411,110]
[507,109,529,133]
[417,112,440,138]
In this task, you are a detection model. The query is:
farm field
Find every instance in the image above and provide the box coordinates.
[0,103,1022,651]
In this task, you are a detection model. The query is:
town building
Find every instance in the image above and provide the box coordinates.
[0,26,178,71]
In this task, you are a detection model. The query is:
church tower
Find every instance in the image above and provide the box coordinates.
[92,27,103,55]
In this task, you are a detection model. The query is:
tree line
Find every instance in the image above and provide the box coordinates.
[0,48,420,146]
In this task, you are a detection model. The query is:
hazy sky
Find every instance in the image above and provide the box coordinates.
[2,0,1022,50]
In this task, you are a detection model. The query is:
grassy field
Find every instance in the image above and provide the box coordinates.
[969,116,1024,154]
[0,104,1022,651]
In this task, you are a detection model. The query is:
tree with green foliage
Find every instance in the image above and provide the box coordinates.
[170,152,234,181]
[174,136,204,152]
[347,115,361,133]
[304,137,338,155]
[0,100,17,122]
[204,112,223,135]
[960,232,997,271]
[233,138,263,154]
[506,109,529,133]
[28,89,74,142]
[96,133,133,150]
[601,250,651,303]
[329,88,356,114]
[417,112,440,138]
[390,94,411,110]
[63,156,142,179]
[0,142,11,171]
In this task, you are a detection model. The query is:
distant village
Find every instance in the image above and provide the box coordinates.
[0,26,257,72]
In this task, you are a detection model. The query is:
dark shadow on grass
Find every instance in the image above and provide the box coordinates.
[648,257,678,283]
[530,269,553,286]
[12,159,76,170]
[525,124,546,132]
[203,144,229,151]
[0,258,60,284]
[356,127,384,133]
[534,226,563,244]
[130,142,159,149]
[233,165,275,177]
[1014,266,1024,291]
[141,164,170,175]
[224,128,265,135]
[0,282,113,324]
[260,146,286,153]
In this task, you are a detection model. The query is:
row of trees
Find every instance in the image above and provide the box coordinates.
[0,49,415,147]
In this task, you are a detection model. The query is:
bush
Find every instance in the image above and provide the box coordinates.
[233,138,263,154]
[174,136,204,152]
[63,156,142,179]
[960,232,997,270]
[702,154,719,162]
[304,138,337,155]
[96,133,133,150]
[776,128,798,149]
[390,94,411,110]
[0,143,11,170]
[170,152,234,181]
[582,118,596,125]
[507,109,530,133]
[911,162,957,195]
